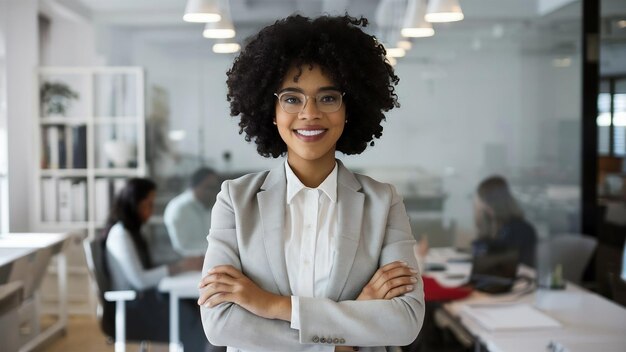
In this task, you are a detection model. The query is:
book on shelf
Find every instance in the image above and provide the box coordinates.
[41,178,57,222]
[42,125,87,169]
[71,181,87,222]
[58,179,72,222]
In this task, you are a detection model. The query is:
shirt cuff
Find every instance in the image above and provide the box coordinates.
[290,296,300,330]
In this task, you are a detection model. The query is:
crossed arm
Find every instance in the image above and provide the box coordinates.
[198,181,424,350]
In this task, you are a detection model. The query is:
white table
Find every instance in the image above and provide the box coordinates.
[425,248,626,352]
[158,271,202,352]
[0,232,70,352]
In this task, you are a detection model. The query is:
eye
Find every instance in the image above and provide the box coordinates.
[318,93,339,104]
[281,94,303,105]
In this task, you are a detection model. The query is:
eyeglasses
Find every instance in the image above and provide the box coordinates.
[274,90,345,114]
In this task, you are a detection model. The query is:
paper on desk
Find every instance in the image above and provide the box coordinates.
[460,303,562,331]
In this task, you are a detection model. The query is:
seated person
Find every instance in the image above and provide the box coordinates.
[164,168,219,257]
[103,178,223,351]
[474,175,537,267]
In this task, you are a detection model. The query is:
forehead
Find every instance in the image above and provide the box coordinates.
[279,64,335,88]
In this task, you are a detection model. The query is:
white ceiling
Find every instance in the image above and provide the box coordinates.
[42,0,626,58]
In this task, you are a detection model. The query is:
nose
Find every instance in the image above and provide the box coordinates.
[299,96,321,119]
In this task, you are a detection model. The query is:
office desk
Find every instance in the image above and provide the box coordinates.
[0,232,70,352]
[426,248,626,352]
[158,271,202,352]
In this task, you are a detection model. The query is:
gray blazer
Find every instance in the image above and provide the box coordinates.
[200,160,425,352]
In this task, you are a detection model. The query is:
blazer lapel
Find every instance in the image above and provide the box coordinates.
[257,164,292,296]
[325,161,364,301]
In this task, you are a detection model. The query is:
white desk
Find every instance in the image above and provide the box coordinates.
[158,271,202,352]
[0,232,70,352]
[425,248,626,352]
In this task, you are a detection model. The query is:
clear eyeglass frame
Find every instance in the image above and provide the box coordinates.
[274,90,346,114]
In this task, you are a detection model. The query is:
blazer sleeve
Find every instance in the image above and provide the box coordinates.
[199,181,323,351]
[296,184,425,347]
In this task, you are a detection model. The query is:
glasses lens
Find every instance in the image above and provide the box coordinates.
[277,91,343,113]
[315,91,343,113]
[278,92,305,114]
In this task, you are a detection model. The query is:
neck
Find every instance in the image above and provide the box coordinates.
[287,154,336,188]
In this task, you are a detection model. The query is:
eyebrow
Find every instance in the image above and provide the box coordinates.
[277,86,340,94]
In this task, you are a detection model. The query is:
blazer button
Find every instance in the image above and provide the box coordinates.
[320,337,326,343]
[312,336,319,343]
[333,338,340,344]
[339,338,346,344]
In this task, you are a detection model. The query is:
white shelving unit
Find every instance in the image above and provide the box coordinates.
[33,66,146,315]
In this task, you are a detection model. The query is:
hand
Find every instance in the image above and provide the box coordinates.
[197,265,291,321]
[357,261,418,301]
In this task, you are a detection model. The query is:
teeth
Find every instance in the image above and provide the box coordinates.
[296,130,325,136]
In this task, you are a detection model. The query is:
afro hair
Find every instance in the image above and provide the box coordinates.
[226,14,400,158]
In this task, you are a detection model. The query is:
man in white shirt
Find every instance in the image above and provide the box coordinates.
[164,168,219,257]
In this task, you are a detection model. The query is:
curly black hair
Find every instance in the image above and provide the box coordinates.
[226,14,400,158]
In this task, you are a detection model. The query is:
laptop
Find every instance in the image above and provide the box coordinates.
[469,239,520,294]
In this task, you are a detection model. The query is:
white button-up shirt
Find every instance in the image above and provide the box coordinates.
[285,161,338,347]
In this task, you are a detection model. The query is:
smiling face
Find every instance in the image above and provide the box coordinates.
[275,64,346,171]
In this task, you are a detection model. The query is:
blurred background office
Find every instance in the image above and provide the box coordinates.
[0,0,626,351]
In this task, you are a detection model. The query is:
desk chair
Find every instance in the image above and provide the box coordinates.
[539,234,598,285]
[83,238,147,352]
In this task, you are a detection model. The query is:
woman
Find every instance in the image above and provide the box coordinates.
[103,178,212,350]
[197,15,425,351]
[474,176,538,267]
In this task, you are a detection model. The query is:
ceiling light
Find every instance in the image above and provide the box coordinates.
[386,56,397,66]
[397,40,413,50]
[213,41,241,54]
[618,20,626,29]
[402,0,435,38]
[386,47,406,58]
[203,19,236,38]
[183,0,221,23]
[425,0,464,23]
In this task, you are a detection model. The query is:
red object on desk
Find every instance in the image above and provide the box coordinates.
[423,275,473,301]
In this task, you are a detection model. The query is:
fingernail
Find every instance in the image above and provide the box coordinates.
[410,277,417,283]
[406,285,414,292]
[400,261,408,266]
[204,303,211,308]
[410,269,418,274]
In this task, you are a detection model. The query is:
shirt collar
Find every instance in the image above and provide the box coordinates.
[285,161,338,204]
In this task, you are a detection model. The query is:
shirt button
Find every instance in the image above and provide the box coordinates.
[333,338,340,344]
[326,337,333,344]
[320,337,326,343]
[312,336,319,343]
[339,338,346,344]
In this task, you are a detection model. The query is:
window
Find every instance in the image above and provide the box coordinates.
[598,77,626,157]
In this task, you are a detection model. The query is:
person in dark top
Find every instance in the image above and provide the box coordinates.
[474,176,538,267]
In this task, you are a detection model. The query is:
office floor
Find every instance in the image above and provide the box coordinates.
[36,315,169,352]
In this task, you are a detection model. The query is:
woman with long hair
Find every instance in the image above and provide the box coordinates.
[474,176,537,266]
[103,178,217,350]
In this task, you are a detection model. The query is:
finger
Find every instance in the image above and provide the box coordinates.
[371,266,417,291]
[203,292,233,308]
[367,261,407,285]
[208,265,243,278]
[197,282,234,305]
[199,272,238,288]
[383,284,414,300]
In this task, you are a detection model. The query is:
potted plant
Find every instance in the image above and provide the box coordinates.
[40,81,80,117]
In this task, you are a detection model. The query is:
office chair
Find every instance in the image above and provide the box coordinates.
[83,237,147,352]
[538,234,598,285]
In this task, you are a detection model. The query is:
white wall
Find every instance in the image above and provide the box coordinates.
[6,0,38,232]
